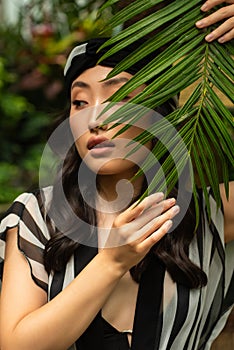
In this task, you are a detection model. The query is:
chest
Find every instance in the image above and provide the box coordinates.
[102,271,139,332]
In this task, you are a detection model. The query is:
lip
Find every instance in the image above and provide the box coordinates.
[87,136,115,150]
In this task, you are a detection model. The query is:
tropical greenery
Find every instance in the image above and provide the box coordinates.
[1,0,233,222]
[0,0,110,206]
[97,0,234,220]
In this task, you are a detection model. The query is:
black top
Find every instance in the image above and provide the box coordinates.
[103,317,130,350]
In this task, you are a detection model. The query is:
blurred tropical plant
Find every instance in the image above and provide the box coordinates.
[0,56,50,204]
[18,0,106,38]
[98,0,234,220]
[0,0,110,206]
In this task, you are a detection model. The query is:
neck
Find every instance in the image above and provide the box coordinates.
[96,169,144,210]
[96,169,145,248]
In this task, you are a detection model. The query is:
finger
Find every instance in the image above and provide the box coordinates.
[129,204,180,243]
[205,17,234,41]
[140,204,180,238]
[131,192,165,212]
[196,5,234,28]
[130,198,176,230]
[138,219,173,251]
[200,1,234,12]
[114,192,165,226]
[217,26,234,41]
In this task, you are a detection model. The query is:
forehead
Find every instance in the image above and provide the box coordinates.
[72,65,133,85]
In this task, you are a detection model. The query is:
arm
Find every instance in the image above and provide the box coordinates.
[1,229,125,350]
[0,194,178,350]
[220,181,234,243]
[196,0,234,42]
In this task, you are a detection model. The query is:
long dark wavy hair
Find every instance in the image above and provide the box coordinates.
[43,103,207,289]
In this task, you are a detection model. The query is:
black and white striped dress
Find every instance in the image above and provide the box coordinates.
[0,186,234,350]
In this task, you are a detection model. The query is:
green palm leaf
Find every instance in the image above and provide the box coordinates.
[98,0,234,222]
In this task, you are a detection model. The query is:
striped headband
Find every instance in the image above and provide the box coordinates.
[64,37,160,94]
[64,37,178,112]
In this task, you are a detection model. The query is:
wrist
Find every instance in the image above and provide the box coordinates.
[97,249,128,278]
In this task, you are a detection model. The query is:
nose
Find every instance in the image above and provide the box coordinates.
[88,119,108,133]
[88,106,108,133]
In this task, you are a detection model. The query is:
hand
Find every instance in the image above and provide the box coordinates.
[195,1,234,43]
[100,193,180,272]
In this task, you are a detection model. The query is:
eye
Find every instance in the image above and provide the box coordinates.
[122,96,131,102]
[72,100,87,109]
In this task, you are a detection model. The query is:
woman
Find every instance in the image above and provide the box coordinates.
[0,3,234,350]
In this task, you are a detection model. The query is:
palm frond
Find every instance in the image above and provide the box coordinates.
[100,0,165,26]
[99,0,234,220]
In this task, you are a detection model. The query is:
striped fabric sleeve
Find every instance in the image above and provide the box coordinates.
[0,191,50,292]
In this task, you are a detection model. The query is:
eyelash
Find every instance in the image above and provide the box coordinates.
[72,100,87,109]
[72,96,131,108]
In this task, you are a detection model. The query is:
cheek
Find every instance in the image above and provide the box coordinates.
[119,125,152,148]
[69,110,91,142]
[69,115,87,157]
[74,135,88,158]
[69,106,74,115]
[69,116,91,159]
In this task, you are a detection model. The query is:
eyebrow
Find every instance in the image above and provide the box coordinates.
[71,77,129,91]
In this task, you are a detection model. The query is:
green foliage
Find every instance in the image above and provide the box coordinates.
[0,163,24,204]
[99,0,234,221]
[0,0,109,206]
[0,56,49,204]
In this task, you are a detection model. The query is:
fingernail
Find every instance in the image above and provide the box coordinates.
[165,220,173,230]
[218,37,225,43]
[165,198,176,205]
[201,4,208,11]
[157,192,165,201]
[196,20,204,27]
[172,205,180,215]
[205,33,214,42]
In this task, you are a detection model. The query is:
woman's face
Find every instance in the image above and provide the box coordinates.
[69,65,153,177]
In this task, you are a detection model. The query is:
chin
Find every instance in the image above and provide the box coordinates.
[99,162,139,177]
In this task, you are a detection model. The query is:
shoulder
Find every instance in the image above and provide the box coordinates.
[0,187,52,242]
[0,187,53,291]
[220,181,234,243]
[0,187,53,238]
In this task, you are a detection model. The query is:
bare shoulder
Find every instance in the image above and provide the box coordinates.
[220,181,234,243]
